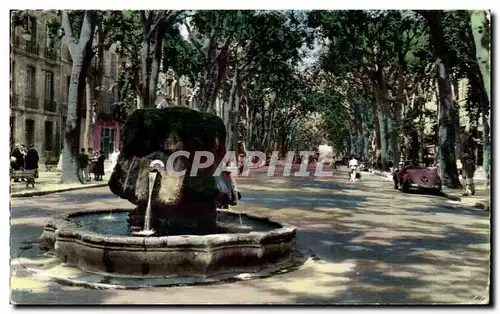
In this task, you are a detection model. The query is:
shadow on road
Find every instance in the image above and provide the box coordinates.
[248,203,491,304]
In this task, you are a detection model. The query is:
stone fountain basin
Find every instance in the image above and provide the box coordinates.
[38,209,296,278]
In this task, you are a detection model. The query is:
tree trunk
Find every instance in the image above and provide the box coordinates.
[452,79,461,162]
[424,11,461,188]
[61,59,84,183]
[208,47,229,113]
[83,77,93,150]
[470,10,491,187]
[148,25,163,108]
[390,70,405,167]
[139,35,150,108]
[232,88,240,153]
[373,69,390,171]
[226,65,238,150]
[89,21,105,150]
[266,109,275,155]
[361,108,370,162]
[246,103,252,148]
[60,11,97,183]
[416,94,425,164]
[136,94,143,110]
[260,103,266,150]
[476,77,491,187]
[470,10,491,104]
[481,103,490,187]
[372,99,382,168]
[176,75,182,107]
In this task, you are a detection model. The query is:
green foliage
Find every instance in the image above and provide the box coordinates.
[442,10,477,79]
[162,26,204,86]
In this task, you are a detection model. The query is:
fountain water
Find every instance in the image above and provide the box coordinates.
[37,107,300,282]
[144,171,156,231]
[131,160,163,237]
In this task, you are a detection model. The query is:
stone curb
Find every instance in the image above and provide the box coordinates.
[10,182,108,198]
[369,169,490,211]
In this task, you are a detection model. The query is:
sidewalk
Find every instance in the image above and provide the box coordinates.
[10,171,109,198]
[370,169,490,211]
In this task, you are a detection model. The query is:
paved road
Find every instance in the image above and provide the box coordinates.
[10,167,490,304]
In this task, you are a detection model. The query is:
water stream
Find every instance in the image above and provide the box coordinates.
[144,171,157,231]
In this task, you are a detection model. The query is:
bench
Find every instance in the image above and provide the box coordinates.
[11,169,37,188]
[45,162,57,172]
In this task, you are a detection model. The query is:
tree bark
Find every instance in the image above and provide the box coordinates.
[226,65,238,150]
[470,10,491,187]
[423,11,461,188]
[232,87,240,153]
[360,108,370,162]
[139,37,150,108]
[481,101,490,187]
[373,68,390,171]
[148,24,164,108]
[60,11,98,183]
[83,77,93,150]
[390,69,405,167]
[470,10,490,104]
[452,79,461,162]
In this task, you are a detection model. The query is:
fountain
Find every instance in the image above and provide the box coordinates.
[37,107,299,281]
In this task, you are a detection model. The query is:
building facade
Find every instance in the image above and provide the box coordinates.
[155,70,193,109]
[84,44,121,159]
[10,11,121,163]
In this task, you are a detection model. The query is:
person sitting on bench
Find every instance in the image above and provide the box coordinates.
[25,144,39,178]
[11,144,25,182]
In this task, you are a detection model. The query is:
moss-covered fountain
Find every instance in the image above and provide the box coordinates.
[36,107,300,284]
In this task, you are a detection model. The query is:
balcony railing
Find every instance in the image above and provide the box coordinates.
[44,100,56,112]
[13,37,22,49]
[24,40,39,56]
[14,37,40,56]
[24,96,39,109]
[11,93,19,107]
[44,47,58,61]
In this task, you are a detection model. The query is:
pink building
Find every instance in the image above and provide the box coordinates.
[92,119,121,158]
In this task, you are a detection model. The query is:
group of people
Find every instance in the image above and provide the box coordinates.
[56,147,120,182]
[10,143,39,181]
[77,148,106,182]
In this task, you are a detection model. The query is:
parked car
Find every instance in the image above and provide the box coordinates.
[393,164,442,193]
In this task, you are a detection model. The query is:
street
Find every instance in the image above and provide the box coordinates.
[10,167,490,304]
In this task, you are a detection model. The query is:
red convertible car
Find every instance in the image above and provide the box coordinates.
[393,164,442,193]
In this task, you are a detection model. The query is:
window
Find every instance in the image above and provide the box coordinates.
[110,53,117,78]
[65,75,71,104]
[25,16,38,55]
[45,22,54,49]
[25,119,35,147]
[29,16,37,43]
[11,61,15,93]
[100,127,115,159]
[25,66,37,109]
[44,121,53,151]
[109,87,116,106]
[10,116,15,151]
[44,71,54,111]
[26,66,36,98]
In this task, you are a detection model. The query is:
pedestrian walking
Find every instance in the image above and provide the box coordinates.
[94,150,105,181]
[462,153,476,196]
[87,148,95,180]
[78,148,90,182]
